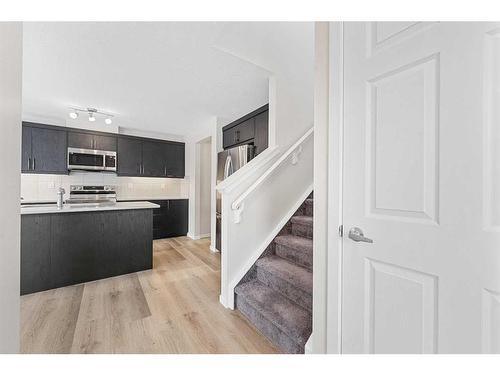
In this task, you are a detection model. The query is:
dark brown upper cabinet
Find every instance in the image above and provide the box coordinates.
[117,136,185,178]
[117,137,143,176]
[21,122,184,178]
[68,130,117,151]
[165,143,185,178]
[253,109,269,156]
[22,123,67,175]
[142,140,168,177]
[222,104,268,154]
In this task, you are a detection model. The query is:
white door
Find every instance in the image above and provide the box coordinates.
[341,22,500,353]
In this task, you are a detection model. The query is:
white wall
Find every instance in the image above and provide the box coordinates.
[187,117,216,240]
[198,140,212,236]
[210,117,227,251]
[0,22,23,354]
[214,22,314,150]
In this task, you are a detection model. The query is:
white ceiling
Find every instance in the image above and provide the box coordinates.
[22,22,272,139]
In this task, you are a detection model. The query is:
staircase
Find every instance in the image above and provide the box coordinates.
[235,193,313,353]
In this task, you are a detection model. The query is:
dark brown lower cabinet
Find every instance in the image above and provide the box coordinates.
[151,200,188,239]
[122,199,188,239]
[20,209,153,295]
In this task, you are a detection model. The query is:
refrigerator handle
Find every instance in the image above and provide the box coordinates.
[224,155,233,178]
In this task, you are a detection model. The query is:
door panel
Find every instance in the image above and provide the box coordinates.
[20,215,52,294]
[31,127,67,174]
[142,140,167,177]
[367,55,438,223]
[94,134,117,151]
[232,118,255,145]
[21,126,32,172]
[254,110,269,155]
[167,200,188,237]
[166,143,185,178]
[341,22,500,354]
[68,131,94,150]
[223,127,236,149]
[117,137,143,176]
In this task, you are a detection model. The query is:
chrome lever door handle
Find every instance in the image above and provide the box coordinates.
[348,227,373,243]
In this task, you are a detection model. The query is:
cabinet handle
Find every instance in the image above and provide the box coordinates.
[33,158,36,170]
[28,158,31,170]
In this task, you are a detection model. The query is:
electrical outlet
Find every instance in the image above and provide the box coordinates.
[128,183,133,189]
[161,184,165,189]
[48,181,55,189]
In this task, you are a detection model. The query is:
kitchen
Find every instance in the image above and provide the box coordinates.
[20,120,189,294]
[15,21,273,354]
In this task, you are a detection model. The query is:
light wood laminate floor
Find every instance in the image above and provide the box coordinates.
[21,237,279,354]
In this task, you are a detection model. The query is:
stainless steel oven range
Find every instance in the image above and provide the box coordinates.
[66,185,117,205]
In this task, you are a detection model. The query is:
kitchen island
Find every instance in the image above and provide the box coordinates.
[20,201,159,295]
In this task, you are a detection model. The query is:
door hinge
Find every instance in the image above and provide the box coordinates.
[338,225,344,237]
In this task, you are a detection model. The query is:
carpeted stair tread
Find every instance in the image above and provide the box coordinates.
[302,199,313,217]
[235,280,312,346]
[256,255,312,311]
[274,234,312,250]
[274,234,313,269]
[291,215,313,226]
[256,255,312,295]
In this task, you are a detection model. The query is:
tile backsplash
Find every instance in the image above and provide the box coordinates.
[21,172,189,202]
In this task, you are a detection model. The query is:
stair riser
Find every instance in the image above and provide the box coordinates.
[291,222,313,239]
[236,295,304,354]
[275,243,313,270]
[257,267,312,312]
[304,201,313,217]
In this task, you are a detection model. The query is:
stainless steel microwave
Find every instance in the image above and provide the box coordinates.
[67,148,117,172]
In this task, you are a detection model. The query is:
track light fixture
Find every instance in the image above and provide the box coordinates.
[68,107,115,125]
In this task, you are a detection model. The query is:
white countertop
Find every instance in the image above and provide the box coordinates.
[117,196,188,201]
[21,201,160,215]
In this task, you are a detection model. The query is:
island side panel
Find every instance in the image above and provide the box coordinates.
[21,208,153,295]
[20,214,52,295]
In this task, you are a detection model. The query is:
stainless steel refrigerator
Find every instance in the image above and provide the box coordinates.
[216,144,255,251]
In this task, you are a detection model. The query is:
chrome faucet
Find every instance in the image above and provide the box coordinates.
[57,187,65,209]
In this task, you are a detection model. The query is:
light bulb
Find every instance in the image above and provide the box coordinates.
[88,113,96,122]
[69,111,78,119]
[105,118,112,125]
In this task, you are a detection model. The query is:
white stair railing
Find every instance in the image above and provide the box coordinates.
[217,126,314,309]
[231,127,314,224]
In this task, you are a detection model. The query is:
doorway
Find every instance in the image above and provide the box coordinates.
[194,136,213,240]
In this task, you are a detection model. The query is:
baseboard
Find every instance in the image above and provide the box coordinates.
[305,335,313,354]
[227,184,314,308]
[187,233,211,240]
